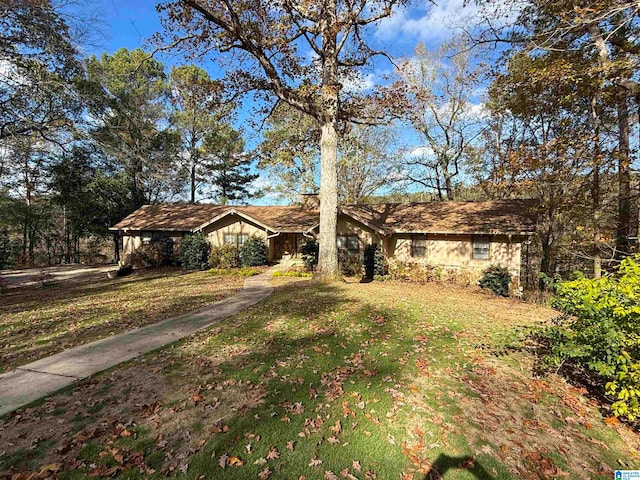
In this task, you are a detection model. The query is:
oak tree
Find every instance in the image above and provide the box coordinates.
[158,0,410,279]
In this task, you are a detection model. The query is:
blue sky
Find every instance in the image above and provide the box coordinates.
[75,0,494,204]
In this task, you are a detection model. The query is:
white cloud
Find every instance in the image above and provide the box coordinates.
[376,0,519,44]
[341,72,377,93]
[408,146,434,157]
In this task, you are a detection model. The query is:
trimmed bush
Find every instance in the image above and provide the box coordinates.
[479,265,511,297]
[339,251,361,276]
[301,239,319,271]
[209,244,240,269]
[363,244,386,279]
[180,234,210,270]
[239,235,268,266]
[536,255,640,420]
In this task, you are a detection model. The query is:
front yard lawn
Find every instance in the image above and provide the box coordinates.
[1,278,639,479]
[0,268,245,372]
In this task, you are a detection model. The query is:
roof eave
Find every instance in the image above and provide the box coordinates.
[193,208,276,233]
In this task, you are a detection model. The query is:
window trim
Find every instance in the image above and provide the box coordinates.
[337,234,360,256]
[411,234,427,258]
[223,233,249,246]
[472,236,491,260]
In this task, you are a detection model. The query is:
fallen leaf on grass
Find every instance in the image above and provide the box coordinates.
[325,471,339,479]
[341,468,358,479]
[287,440,295,451]
[229,456,243,466]
[219,453,229,469]
[353,461,362,471]
[259,467,272,479]
[309,457,323,467]
[267,446,280,460]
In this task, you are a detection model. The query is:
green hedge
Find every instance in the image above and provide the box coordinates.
[180,234,210,270]
[537,255,640,420]
[239,235,268,266]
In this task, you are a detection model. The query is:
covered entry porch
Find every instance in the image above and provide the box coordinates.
[268,233,312,261]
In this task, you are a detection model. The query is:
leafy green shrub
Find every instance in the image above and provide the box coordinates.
[537,255,640,420]
[239,235,268,266]
[363,244,386,279]
[180,234,210,270]
[301,238,319,271]
[339,251,361,276]
[479,265,511,297]
[209,243,240,269]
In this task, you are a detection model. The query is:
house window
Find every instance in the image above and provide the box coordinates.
[337,234,359,256]
[472,237,491,260]
[411,235,427,258]
[224,233,249,246]
[142,231,152,245]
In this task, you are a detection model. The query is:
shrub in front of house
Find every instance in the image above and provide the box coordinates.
[478,265,511,297]
[180,233,210,270]
[129,236,174,268]
[535,255,640,421]
[339,251,362,276]
[301,239,319,271]
[239,235,268,266]
[362,244,386,279]
[387,262,443,283]
[209,244,240,269]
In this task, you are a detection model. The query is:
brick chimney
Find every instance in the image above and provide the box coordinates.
[301,193,320,210]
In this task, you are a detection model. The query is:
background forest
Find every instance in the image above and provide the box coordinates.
[1,0,638,289]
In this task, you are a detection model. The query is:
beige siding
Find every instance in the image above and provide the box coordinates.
[202,215,268,246]
[388,233,522,286]
[337,214,382,248]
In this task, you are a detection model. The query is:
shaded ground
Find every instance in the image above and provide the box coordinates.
[0,268,244,372]
[1,278,638,480]
[0,265,117,289]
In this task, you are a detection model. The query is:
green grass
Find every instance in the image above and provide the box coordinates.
[1,279,638,479]
[0,268,244,372]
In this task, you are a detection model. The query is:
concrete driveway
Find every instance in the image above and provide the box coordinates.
[0,264,118,288]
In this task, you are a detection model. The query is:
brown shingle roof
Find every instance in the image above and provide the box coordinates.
[110,204,320,233]
[341,199,538,235]
[235,206,319,232]
[111,204,228,231]
[111,199,537,235]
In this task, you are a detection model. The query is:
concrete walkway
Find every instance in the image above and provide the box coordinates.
[0,264,288,417]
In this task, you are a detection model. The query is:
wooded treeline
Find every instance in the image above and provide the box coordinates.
[1,0,638,286]
[0,2,257,268]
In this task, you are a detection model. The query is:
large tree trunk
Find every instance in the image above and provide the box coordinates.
[317,116,339,280]
[617,93,631,257]
[316,0,340,281]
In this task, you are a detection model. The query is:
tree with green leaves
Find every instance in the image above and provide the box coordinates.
[169,65,234,203]
[158,0,411,280]
[0,0,84,144]
[257,104,320,202]
[86,48,182,210]
[202,125,257,204]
